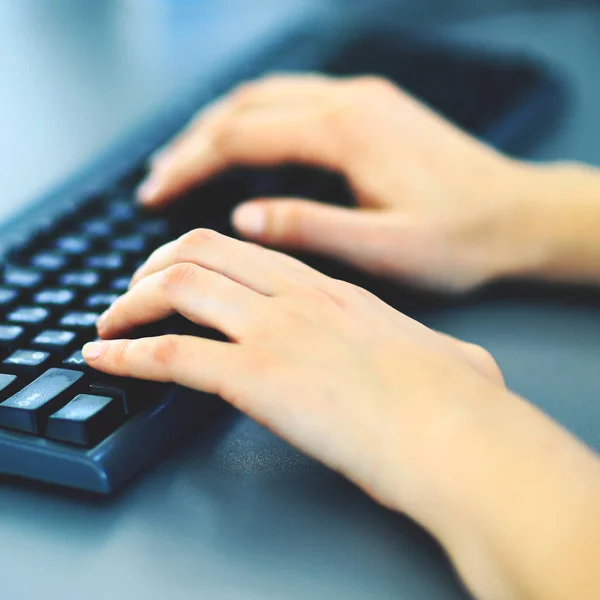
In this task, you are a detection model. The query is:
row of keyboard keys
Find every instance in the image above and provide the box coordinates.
[0,368,85,434]
[0,366,141,446]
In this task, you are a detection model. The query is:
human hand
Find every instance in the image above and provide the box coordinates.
[82,230,600,600]
[83,228,504,513]
[137,74,549,292]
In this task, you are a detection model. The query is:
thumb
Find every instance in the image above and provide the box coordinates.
[232,198,407,274]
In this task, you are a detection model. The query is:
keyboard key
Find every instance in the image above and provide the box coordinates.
[85,292,119,309]
[81,219,112,238]
[0,368,85,434]
[110,276,131,292]
[138,219,170,238]
[110,235,148,254]
[63,349,94,373]
[0,325,26,353]
[46,394,124,447]
[30,252,69,271]
[0,288,19,309]
[59,270,101,288]
[4,267,44,289]
[0,374,19,402]
[90,376,148,415]
[7,306,51,326]
[3,350,53,378]
[32,330,79,357]
[106,199,138,222]
[59,311,99,331]
[34,288,77,308]
[85,254,124,271]
[56,235,91,254]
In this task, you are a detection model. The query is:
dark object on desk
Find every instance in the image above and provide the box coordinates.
[0,25,567,493]
[317,27,567,154]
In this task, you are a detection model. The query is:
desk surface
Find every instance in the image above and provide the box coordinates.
[2,4,600,600]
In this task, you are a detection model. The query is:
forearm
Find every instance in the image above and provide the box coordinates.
[507,161,600,286]
[389,380,600,600]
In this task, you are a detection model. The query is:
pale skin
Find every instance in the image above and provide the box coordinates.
[82,75,600,600]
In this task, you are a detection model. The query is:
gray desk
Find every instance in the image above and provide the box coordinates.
[2,3,600,599]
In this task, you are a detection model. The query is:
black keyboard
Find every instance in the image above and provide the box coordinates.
[0,26,565,493]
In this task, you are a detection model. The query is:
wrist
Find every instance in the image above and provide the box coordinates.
[395,383,600,600]
[498,161,600,285]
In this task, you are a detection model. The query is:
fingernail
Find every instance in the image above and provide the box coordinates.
[232,203,266,237]
[82,341,107,361]
[136,171,163,205]
[149,145,171,168]
[96,311,109,331]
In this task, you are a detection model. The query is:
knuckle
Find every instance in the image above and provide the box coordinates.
[160,262,199,291]
[470,344,495,366]
[351,75,397,96]
[230,80,261,105]
[465,343,503,383]
[333,279,374,302]
[178,228,220,252]
[111,339,133,370]
[151,336,179,371]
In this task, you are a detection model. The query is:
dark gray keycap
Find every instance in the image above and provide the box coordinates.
[55,236,91,254]
[106,200,138,222]
[7,306,51,326]
[3,350,53,378]
[110,276,131,292]
[0,368,85,434]
[0,288,19,308]
[46,394,124,447]
[59,311,99,330]
[0,325,25,353]
[31,252,69,271]
[0,374,19,402]
[90,376,149,415]
[81,219,111,238]
[59,271,101,288]
[85,293,119,309]
[110,235,147,254]
[4,268,44,288]
[34,288,77,307]
[138,219,170,238]
[32,330,79,357]
[85,254,124,271]
[63,350,94,374]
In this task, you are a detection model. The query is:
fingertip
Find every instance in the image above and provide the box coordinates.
[136,172,163,206]
[232,202,267,238]
[82,341,108,362]
[149,144,172,169]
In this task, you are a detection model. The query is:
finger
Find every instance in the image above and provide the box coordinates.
[82,335,240,396]
[150,73,337,168]
[129,229,324,295]
[232,198,414,276]
[138,105,339,207]
[98,262,266,341]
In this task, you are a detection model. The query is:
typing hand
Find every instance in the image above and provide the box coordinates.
[82,230,600,600]
[83,228,504,511]
[137,74,547,292]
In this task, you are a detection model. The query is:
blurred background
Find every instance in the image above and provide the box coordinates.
[2,0,600,222]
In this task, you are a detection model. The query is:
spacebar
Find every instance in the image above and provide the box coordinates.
[0,368,85,435]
